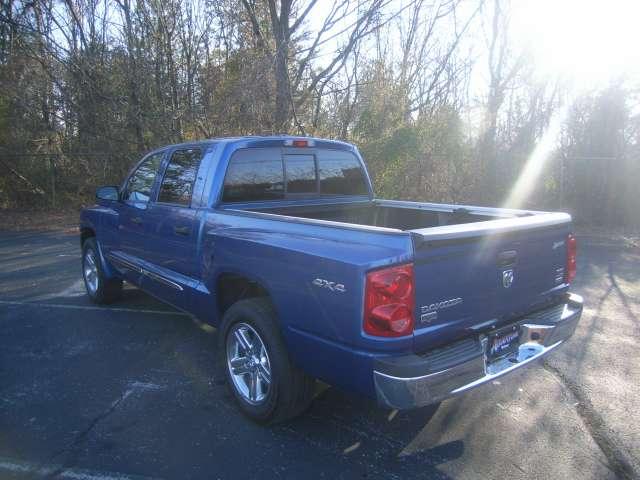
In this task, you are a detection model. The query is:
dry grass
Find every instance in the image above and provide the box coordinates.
[0,208,80,233]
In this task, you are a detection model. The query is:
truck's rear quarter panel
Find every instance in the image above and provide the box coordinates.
[199,210,415,395]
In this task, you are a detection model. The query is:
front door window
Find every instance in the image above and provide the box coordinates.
[123,152,164,203]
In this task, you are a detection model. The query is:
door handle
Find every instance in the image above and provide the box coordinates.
[131,216,142,225]
[173,226,190,236]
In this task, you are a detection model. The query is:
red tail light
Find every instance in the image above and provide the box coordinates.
[364,264,415,337]
[566,233,577,283]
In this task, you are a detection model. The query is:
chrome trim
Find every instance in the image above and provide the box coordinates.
[373,295,582,409]
[520,324,555,344]
[106,253,141,273]
[143,270,184,291]
[105,253,183,291]
[452,340,562,393]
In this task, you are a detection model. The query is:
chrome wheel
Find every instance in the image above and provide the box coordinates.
[226,323,272,405]
[83,248,99,295]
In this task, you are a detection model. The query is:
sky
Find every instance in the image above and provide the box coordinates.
[510,0,640,92]
[307,0,640,94]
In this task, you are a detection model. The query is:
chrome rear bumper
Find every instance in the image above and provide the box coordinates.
[374,293,583,409]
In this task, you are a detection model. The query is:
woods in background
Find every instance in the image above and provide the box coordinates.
[0,0,638,227]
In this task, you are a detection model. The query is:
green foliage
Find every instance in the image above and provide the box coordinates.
[356,101,476,204]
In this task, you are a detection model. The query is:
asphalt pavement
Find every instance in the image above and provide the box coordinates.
[0,229,638,480]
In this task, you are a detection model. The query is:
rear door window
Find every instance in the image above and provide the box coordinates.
[158,148,203,206]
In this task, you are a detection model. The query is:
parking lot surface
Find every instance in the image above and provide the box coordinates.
[0,229,638,479]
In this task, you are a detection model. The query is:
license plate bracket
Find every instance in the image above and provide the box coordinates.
[487,325,520,362]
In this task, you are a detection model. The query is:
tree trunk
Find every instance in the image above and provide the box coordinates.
[274,43,290,132]
[268,0,292,132]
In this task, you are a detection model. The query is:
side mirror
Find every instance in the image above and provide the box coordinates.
[96,186,119,201]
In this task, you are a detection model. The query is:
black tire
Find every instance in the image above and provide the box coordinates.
[82,237,123,304]
[219,298,315,424]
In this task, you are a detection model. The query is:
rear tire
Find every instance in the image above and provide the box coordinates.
[82,237,122,304]
[219,298,315,424]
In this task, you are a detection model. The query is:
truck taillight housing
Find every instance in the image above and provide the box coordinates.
[566,233,577,283]
[364,264,415,337]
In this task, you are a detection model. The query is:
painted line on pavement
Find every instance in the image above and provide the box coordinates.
[0,456,162,480]
[0,300,189,317]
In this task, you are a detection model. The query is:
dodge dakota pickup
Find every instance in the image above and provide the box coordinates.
[80,136,582,424]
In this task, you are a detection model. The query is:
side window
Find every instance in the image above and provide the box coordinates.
[318,151,369,195]
[124,152,164,202]
[158,148,203,206]
[284,155,317,194]
[222,149,284,202]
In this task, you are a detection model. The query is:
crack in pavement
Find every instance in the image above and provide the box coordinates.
[607,262,640,337]
[43,387,136,479]
[542,362,638,480]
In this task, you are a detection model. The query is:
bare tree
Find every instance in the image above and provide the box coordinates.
[478,0,525,201]
[241,0,395,132]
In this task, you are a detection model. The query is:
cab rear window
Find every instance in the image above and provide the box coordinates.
[222,149,284,202]
[318,150,368,196]
[222,148,368,202]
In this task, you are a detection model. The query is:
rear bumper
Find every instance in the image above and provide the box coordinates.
[374,293,583,409]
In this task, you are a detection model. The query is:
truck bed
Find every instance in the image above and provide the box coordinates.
[248,199,548,232]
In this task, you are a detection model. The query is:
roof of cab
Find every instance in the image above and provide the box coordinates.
[164,135,355,151]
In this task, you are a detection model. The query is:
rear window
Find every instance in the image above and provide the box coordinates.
[222,148,368,202]
[318,151,369,195]
[222,148,284,202]
[284,155,316,194]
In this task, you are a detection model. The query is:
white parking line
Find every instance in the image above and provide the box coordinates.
[0,456,162,480]
[0,300,189,317]
[35,279,86,300]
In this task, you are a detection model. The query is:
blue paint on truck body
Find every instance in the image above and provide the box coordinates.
[81,136,575,400]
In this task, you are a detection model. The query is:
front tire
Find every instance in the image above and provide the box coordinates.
[82,237,122,304]
[219,298,315,424]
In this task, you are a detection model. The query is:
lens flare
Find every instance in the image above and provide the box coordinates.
[501,106,568,210]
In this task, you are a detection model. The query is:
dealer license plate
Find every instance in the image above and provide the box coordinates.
[487,326,520,362]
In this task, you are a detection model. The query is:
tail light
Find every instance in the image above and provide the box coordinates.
[364,264,415,337]
[565,233,577,283]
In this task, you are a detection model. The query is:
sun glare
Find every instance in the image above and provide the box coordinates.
[501,105,568,209]
[511,0,640,89]
[499,1,639,210]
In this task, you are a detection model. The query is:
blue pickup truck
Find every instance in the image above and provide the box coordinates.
[80,136,582,423]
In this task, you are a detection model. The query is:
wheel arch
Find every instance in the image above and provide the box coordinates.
[215,271,277,321]
[80,226,96,246]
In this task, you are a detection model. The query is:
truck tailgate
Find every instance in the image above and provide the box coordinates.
[410,213,572,353]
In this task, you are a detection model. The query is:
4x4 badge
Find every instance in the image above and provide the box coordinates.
[312,278,346,293]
